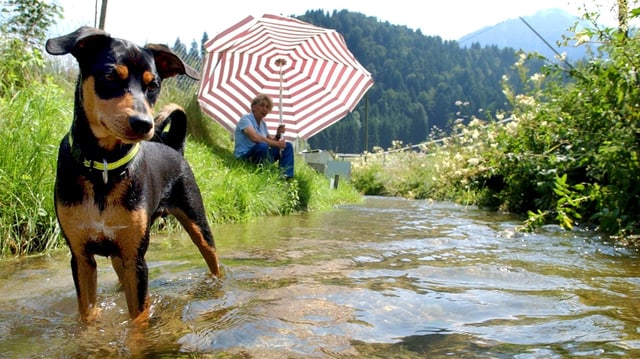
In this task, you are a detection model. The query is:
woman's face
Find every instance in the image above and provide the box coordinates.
[252,100,272,121]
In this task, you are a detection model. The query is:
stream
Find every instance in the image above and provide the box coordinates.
[1,196,639,358]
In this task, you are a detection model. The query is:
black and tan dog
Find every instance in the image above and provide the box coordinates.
[45,26,220,323]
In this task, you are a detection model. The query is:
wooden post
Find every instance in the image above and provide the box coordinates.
[332,174,340,189]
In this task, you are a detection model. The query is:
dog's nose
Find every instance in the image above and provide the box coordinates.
[129,115,154,135]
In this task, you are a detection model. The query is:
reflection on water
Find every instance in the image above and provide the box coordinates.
[1,196,640,358]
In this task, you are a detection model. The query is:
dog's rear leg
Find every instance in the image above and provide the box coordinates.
[70,253,100,321]
[172,209,221,277]
[187,227,221,277]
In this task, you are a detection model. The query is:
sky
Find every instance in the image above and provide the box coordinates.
[48,0,615,46]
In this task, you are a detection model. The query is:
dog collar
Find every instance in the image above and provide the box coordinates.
[68,132,140,184]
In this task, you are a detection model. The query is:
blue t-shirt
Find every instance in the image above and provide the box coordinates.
[234,112,269,158]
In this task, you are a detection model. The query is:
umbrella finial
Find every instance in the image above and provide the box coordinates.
[275,58,287,67]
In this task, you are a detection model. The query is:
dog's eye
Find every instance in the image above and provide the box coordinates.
[146,81,159,93]
[104,72,116,82]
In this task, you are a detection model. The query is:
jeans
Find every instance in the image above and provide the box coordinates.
[240,142,294,178]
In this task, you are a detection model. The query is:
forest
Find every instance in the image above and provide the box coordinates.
[170,9,540,153]
[299,10,527,153]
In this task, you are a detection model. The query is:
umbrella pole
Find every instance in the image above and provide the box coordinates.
[278,60,284,126]
[275,58,286,140]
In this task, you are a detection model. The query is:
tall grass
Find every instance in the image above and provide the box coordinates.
[158,79,363,225]
[0,74,362,256]
[0,79,71,255]
[351,127,489,205]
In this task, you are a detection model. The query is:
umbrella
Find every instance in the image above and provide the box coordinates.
[197,14,374,141]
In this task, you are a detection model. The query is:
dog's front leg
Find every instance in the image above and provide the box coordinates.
[70,253,100,321]
[119,256,150,320]
[110,256,124,288]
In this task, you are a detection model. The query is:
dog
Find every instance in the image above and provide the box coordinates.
[45,26,221,323]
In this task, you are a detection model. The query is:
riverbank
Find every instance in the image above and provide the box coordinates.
[0,78,362,256]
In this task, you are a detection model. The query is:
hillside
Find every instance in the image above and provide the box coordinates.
[298,10,536,153]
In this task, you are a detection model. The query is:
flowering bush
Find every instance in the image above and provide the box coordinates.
[353,7,640,238]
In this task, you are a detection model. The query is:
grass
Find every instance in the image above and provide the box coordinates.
[0,75,362,257]
[0,79,69,255]
[350,121,499,206]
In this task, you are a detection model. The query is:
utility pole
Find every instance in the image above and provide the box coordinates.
[364,93,369,152]
[618,0,629,38]
[97,0,108,30]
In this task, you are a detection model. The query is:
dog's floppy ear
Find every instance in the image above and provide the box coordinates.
[145,44,200,81]
[45,26,111,58]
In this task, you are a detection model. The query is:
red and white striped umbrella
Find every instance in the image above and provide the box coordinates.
[197,14,374,141]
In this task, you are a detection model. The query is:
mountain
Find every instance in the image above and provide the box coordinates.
[458,8,588,62]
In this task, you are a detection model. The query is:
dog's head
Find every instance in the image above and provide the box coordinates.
[45,26,199,149]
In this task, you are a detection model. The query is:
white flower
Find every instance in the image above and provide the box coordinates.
[515,94,536,107]
[554,52,567,62]
[469,118,484,127]
[530,73,545,84]
[575,33,591,45]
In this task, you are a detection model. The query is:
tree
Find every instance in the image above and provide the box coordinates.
[201,32,209,58]
[0,0,62,96]
[299,10,522,153]
[1,0,62,50]
[187,39,201,70]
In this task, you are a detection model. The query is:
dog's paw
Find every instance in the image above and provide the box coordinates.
[82,307,103,323]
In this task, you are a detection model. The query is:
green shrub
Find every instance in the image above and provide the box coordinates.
[352,9,640,239]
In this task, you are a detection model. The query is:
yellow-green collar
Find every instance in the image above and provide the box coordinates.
[68,132,140,183]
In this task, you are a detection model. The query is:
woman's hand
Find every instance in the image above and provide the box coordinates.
[272,138,286,149]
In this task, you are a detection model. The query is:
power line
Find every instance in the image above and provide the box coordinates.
[519,16,575,71]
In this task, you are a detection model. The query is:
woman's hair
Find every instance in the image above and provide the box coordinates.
[251,93,273,110]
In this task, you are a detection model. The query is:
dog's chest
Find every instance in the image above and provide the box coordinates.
[56,178,148,252]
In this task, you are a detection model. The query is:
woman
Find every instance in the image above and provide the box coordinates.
[234,94,294,179]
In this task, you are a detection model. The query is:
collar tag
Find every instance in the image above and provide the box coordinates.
[102,159,108,184]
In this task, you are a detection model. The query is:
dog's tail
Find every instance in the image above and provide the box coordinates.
[153,104,188,155]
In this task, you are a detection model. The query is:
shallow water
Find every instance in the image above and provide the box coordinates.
[1,196,639,358]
